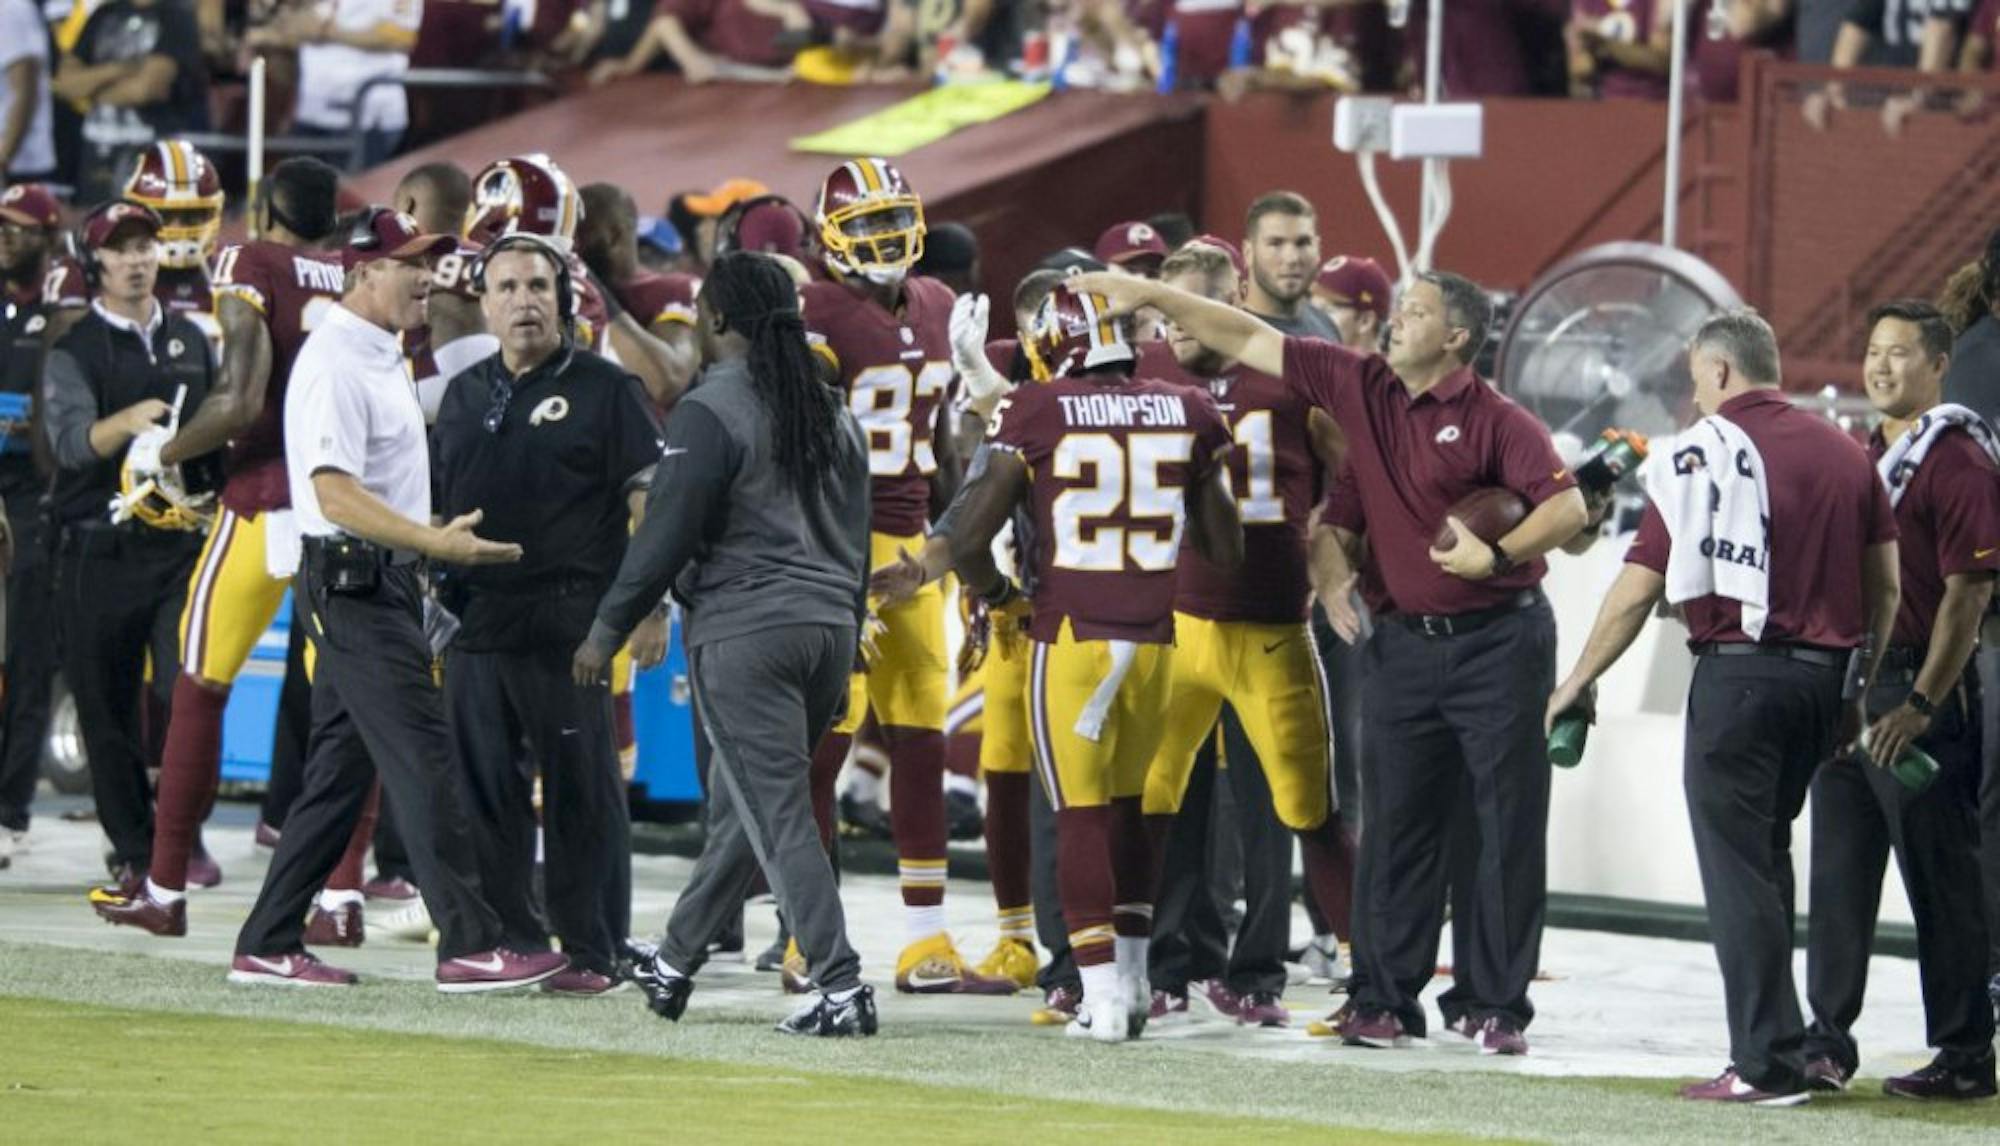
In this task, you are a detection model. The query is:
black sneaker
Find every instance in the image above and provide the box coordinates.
[839,792,893,840]
[946,788,983,841]
[635,957,694,1021]
[1883,1056,1998,1101]
[777,984,878,1037]
[754,934,789,973]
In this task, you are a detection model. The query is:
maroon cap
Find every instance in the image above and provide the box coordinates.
[734,200,807,260]
[0,183,62,229]
[82,202,162,250]
[1186,233,1246,282]
[346,207,455,269]
[1093,220,1168,270]
[1315,255,1393,320]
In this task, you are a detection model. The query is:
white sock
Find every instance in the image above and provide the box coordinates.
[944,772,978,797]
[1080,963,1119,1006]
[316,889,364,912]
[1114,936,1149,978]
[145,877,185,905]
[847,768,883,805]
[905,903,947,945]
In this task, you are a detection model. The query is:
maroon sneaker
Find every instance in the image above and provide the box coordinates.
[88,885,186,936]
[303,902,365,948]
[1340,1009,1409,1049]
[1149,988,1189,1023]
[1306,1000,1357,1039]
[1679,1067,1809,1107]
[254,821,282,849]
[1883,1057,1997,1101]
[1031,985,1082,1026]
[541,968,630,997]
[229,952,358,987]
[436,948,568,994]
[105,862,145,898]
[1236,990,1291,1028]
[186,850,222,889]
[1475,1016,1528,1056]
[362,876,419,902]
[1803,1055,1852,1093]
[1192,979,1243,1020]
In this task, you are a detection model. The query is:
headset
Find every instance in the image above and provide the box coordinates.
[713,194,816,260]
[470,230,575,324]
[77,201,164,292]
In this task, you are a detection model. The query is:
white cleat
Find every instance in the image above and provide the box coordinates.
[374,899,435,943]
[1065,994,1132,1044]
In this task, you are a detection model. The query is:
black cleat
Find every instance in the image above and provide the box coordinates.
[946,788,983,841]
[777,984,878,1037]
[634,957,693,1021]
[839,793,893,841]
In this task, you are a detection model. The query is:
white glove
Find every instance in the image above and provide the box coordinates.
[948,291,990,373]
[124,426,171,481]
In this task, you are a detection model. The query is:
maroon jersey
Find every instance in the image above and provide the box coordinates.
[569,252,611,354]
[1131,0,1304,86]
[155,266,213,317]
[1138,342,1320,623]
[989,372,1232,644]
[1869,426,2000,647]
[803,275,957,536]
[212,239,345,514]
[403,238,485,385]
[1574,0,1671,100]
[653,0,790,65]
[619,271,701,328]
[43,255,89,309]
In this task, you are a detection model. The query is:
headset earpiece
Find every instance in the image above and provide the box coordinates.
[473,232,574,324]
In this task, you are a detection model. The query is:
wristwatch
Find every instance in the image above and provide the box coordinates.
[1905,690,1936,718]
[1488,540,1516,578]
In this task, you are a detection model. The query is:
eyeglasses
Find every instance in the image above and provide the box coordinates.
[483,375,513,434]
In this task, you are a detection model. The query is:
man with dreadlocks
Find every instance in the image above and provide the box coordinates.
[575,250,876,1038]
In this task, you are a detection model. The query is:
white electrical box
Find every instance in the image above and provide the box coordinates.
[1332,96,1393,154]
[1389,103,1483,161]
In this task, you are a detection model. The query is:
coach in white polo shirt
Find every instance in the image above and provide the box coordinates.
[233,207,568,994]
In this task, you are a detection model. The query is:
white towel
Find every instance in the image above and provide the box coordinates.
[1877,403,2000,508]
[1074,639,1139,743]
[1640,414,1772,640]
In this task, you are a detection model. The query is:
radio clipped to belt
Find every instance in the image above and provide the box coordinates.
[316,535,383,596]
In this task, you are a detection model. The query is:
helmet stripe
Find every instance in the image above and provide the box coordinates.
[856,159,882,193]
[164,140,187,186]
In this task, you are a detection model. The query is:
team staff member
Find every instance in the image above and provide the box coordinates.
[1799,301,1998,1100]
[1549,311,1899,1105]
[47,202,212,893]
[0,183,82,858]
[433,232,668,997]
[1076,267,1589,1055]
[576,252,877,1038]
[232,208,566,992]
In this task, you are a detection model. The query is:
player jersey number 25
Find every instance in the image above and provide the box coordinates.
[1053,431,1196,572]
[851,360,953,476]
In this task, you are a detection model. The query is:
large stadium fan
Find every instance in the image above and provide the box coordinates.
[1494,242,1743,462]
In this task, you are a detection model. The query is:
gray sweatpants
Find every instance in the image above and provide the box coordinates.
[663,623,861,992]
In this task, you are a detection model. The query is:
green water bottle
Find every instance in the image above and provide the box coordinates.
[1548,685,1596,769]
[1860,727,1941,795]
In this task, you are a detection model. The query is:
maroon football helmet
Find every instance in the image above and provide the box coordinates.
[462,155,583,252]
[123,140,224,270]
[1027,282,1134,382]
[814,157,925,284]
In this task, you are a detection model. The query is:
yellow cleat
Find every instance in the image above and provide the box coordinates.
[1029,984,1082,1026]
[1305,999,1356,1039]
[973,936,1038,991]
[781,937,811,995]
[894,932,1020,995]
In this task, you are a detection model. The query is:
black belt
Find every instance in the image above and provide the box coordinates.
[1390,589,1542,639]
[1692,641,1847,669]
[301,534,422,568]
[1874,644,1924,687]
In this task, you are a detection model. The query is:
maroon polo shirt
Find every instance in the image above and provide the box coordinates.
[1869,424,2000,648]
[1282,337,1577,616]
[1319,462,1394,615]
[1625,388,1897,650]
[654,0,789,66]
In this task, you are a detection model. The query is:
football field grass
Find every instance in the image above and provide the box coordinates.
[4,939,1998,1144]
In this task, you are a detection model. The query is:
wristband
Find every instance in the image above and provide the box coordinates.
[1905,690,1935,718]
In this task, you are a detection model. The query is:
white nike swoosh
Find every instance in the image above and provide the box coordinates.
[905,971,961,989]
[661,446,689,458]
[452,954,508,973]
[247,955,297,976]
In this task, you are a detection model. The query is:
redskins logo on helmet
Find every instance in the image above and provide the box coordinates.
[815,158,925,285]
[1027,283,1134,382]
[123,140,225,270]
[463,155,584,253]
